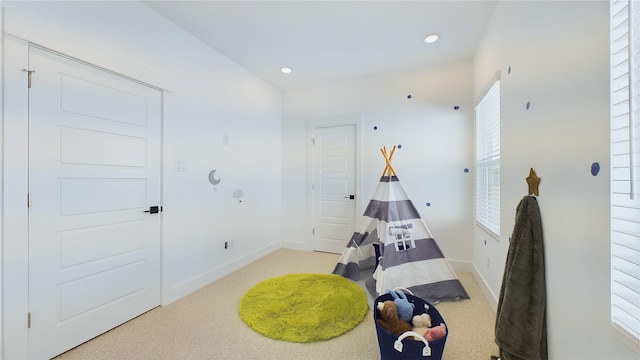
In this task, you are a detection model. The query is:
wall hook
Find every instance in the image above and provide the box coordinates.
[526,168,541,196]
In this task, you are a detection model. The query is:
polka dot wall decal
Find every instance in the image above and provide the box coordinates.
[508,66,511,74]
[373,126,378,130]
[454,105,460,110]
[397,144,403,149]
[426,202,431,207]
[591,162,600,176]
[407,94,412,99]
[526,101,531,110]
[464,168,469,173]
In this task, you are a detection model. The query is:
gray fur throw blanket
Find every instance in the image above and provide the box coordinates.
[495,196,547,360]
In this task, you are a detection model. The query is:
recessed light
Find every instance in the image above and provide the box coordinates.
[424,34,439,44]
[280,67,292,74]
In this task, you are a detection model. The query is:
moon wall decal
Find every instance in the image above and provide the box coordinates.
[208,170,221,185]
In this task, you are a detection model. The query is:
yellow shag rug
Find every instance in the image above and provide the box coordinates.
[239,273,368,343]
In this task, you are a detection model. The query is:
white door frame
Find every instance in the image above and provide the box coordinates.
[1,35,165,359]
[3,35,31,359]
[307,113,363,251]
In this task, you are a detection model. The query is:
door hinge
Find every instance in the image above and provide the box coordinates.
[27,312,31,328]
[312,228,315,235]
[311,138,315,145]
[27,192,32,208]
[22,69,35,89]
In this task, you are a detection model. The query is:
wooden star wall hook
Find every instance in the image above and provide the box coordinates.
[526,168,541,196]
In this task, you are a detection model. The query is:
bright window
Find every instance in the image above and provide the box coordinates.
[610,0,640,347]
[475,79,501,237]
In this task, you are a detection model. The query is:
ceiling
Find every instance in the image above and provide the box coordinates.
[143,1,498,92]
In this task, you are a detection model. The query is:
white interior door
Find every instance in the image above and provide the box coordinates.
[312,124,357,253]
[27,46,162,359]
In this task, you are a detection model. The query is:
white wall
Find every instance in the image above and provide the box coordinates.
[0,1,4,356]
[1,1,282,357]
[282,60,475,267]
[3,1,636,359]
[474,1,637,358]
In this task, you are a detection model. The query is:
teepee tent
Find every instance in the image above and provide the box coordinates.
[333,146,469,304]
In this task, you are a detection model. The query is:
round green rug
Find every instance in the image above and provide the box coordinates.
[239,273,368,343]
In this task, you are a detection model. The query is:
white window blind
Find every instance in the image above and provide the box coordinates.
[610,0,640,347]
[475,80,501,237]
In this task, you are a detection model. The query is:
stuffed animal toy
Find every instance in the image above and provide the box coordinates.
[386,289,415,322]
[376,300,412,336]
[424,323,447,341]
[411,313,432,336]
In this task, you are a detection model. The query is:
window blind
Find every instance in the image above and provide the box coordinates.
[475,80,501,236]
[610,0,640,346]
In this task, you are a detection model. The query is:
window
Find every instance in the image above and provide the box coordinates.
[610,0,640,347]
[389,224,415,251]
[475,79,501,237]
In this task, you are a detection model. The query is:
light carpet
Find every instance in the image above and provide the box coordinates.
[54,249,499,359]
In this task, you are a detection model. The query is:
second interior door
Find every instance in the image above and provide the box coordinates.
[313,124,357,253]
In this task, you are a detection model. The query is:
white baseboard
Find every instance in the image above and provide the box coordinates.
[471,263,499,311]
[162,247,501,313]
[443,259,498,311]
[281,240,313,252]
[162,241,280,305]
[448,258,473,272]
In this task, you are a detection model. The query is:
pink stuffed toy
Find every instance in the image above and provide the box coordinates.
[423,323,447,341]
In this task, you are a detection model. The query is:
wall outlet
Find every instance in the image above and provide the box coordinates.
[224,240,234,249]
[175,159,188,171]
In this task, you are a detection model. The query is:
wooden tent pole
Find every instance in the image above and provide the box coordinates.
[380,145,397,177]
[380,147,388,176]
[388,145,397,176]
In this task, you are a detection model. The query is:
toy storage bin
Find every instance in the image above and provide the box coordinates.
[374,291,448,360]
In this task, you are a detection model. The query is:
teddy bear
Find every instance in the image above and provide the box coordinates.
[411,313,432,336]
[376,300,412,336]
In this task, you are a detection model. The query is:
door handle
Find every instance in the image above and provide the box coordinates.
[344,195,355,200]
[144,206,161,214]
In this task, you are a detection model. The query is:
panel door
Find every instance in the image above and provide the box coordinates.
[313,124,357,253]
[27,46,162,359]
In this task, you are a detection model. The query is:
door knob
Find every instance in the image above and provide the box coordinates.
[144,206,161,214]
[344,195,355,200]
